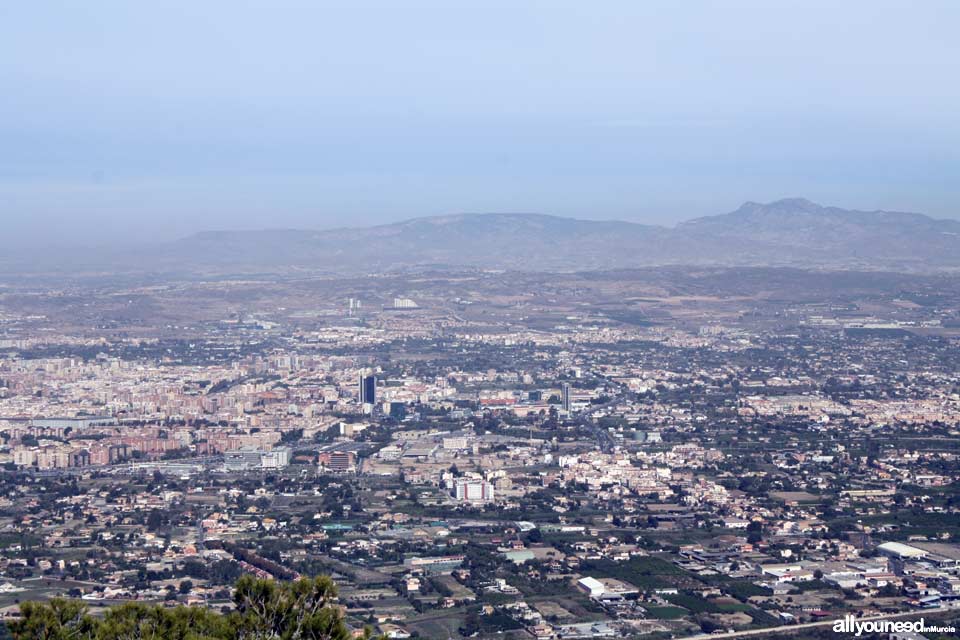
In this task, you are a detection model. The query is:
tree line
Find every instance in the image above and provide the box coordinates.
[7,574,376,640]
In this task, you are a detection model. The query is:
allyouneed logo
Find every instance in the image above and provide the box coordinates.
[832,614,956,636]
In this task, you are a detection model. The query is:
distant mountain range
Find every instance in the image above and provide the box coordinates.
[9,198,960,275]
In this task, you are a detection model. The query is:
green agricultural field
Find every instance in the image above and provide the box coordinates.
[579,555,701,589]
[407,611,467,639]
[643,605,688,620]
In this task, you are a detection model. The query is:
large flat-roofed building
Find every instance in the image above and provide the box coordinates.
[577,576,605,598]
[403,555,465,575]
[576,576,639,600]
[899,542,960,568]
[224,447,291,471]
[442,436,470,450]
[30,416,117,430]
[877,542,928,559]
[224,449,263,471]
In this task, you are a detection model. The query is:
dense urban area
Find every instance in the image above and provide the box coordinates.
[0,266,959,639]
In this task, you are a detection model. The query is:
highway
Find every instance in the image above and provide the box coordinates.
[683,605,957,639]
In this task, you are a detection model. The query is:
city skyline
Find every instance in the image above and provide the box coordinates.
[2,3,960,639]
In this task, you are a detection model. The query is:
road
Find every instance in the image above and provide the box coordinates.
[583,420,616,453]
[578,371,625,453]
[683,605,957,639]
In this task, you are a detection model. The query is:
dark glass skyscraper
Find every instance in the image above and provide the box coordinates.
[359,374,376,405]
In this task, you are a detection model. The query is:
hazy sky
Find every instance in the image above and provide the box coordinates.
[2,1,958,246]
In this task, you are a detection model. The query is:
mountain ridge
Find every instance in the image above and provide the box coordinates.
[183,198,954,240]
[5,199,959,276]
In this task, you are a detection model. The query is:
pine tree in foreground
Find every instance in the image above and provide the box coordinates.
[7,574,373,640]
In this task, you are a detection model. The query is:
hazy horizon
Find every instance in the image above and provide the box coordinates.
[3,1,959,247]
[5,196,948,254]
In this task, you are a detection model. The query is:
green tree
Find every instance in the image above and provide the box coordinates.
[95,602,228,640]
[232,575,349,640]
[8,576,363,640]
[8,598,97,640]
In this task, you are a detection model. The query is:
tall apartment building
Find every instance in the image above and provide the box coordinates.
[454,478,495,503]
